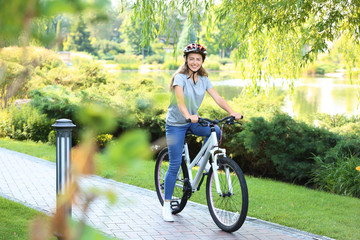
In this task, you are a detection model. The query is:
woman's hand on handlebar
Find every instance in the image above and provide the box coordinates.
[231,113,243,121]
[188,115,199,123]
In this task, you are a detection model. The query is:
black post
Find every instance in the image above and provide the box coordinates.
[52,119,76,219]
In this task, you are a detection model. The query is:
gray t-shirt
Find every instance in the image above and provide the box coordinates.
[166,73,213,126]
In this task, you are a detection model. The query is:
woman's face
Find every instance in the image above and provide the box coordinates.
[186,53,203,72]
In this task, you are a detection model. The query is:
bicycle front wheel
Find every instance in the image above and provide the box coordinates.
[154,147,189,214]
[206,156,248,232]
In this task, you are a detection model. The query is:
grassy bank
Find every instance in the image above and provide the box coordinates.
[0,196,48,239]
[1,138,359,240]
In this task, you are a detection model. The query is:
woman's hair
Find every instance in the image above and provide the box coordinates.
[168,62,208,92]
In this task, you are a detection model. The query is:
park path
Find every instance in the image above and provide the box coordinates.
[0,147,333,240]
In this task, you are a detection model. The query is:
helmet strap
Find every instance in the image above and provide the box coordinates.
[185,61,201,85]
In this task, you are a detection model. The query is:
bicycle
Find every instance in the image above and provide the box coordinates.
[154,116,248,232]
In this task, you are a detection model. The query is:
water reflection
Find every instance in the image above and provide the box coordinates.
[113,70,360,118]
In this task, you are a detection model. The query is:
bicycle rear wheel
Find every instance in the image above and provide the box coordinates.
[206,156,248,232]
[154,147,189,214]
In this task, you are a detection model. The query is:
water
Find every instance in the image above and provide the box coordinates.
[113,70,360,119]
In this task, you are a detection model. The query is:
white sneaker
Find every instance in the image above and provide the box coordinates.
[162,201,174,222]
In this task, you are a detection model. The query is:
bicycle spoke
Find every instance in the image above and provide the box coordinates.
[206,157,248,232]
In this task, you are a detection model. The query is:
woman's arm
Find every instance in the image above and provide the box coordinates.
[207,88,243,120]
[174,85,199,123]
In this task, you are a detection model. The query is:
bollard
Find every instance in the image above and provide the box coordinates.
[52,119,76,220]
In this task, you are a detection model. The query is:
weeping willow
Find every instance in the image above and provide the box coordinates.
[123,0,360,92]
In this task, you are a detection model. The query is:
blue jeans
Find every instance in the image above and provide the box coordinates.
[164,123,221,200]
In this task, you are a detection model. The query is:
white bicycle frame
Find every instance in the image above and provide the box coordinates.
[181,129,233,195]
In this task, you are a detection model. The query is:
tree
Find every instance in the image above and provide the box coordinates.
[63,15,96,54]
[177,18,198,53]
[124,0,360,91]
[120,16,152,56]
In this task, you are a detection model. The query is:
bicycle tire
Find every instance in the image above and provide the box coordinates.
[154,147,189,214]
[206,156,248,232]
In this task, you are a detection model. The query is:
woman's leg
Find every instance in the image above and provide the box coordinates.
[164,124,189,200]
[189,123,221,144]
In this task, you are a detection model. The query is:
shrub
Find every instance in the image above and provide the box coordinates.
[74,62,107,89]
[145,54,165,64]
[311,154,360,198]
[314,113,353,129]
[0,60,29,106]
[30,85,80,120]
[322,137,360,164]
[48,130,57,145]
[0,46,63,69]
[229,113,339,183]
[5,104,53,142]
[161,60,181,70]
[93,40,125,59]
[96,134,113,148]
[204,61,220,70]
[219,58,232,65]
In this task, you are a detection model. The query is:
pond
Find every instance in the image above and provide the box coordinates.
[113,70,360,120]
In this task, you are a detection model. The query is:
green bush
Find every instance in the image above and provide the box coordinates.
[219,58,232,65]
[0,108,11,137]
[145,54,165,64]
[315,113,354,129]
[96,134,113,148]
[311,154,360,198]
[322,137,360,164]
[93,40,125,59]
[48,130,56,145]
[113,54,141,70]
[30,85,80,120]
[0,46,63,69]
[161,60,181,70]
[204,61,220,70]
[229,113,339,183]
[5,104,53,142]
[74,62,107,89]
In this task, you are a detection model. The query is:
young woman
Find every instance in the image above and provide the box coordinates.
[163,43,243,221]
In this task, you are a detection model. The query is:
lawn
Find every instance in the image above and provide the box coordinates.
[0,196,49,239]
[1,138,359,240]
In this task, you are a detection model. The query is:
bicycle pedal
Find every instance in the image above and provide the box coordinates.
[170,200,179,210]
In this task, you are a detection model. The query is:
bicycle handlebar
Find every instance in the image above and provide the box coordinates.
[186,116,243,126]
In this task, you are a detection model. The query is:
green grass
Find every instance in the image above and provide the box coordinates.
[0,138,56,162]
[0,196,48,239]
[1,138,360,240]
[98,160,360,240]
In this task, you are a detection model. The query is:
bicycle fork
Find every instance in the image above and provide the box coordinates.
[210,148,233,196]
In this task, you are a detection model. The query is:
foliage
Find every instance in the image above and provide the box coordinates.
[96,134,113,148]
[30,85,80,120]
[161,60,181,70]
[145,54,165,64]
[120,15,153,56]
[0,46,64,107]
[315,113,357,129]
[177,18,197,54]
[124,0,360,92]
[93,39,125,59]
[63,15,96,55]
[0,0,110,46]
[114,54,141,70]
[2,104,53,142]
[230,113,339,183]
[203,60,220,70]
[311,154,360,198]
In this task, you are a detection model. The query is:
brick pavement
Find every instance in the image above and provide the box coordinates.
[0,147,333,240]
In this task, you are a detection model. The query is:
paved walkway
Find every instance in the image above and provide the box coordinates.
[0,147,333,240]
